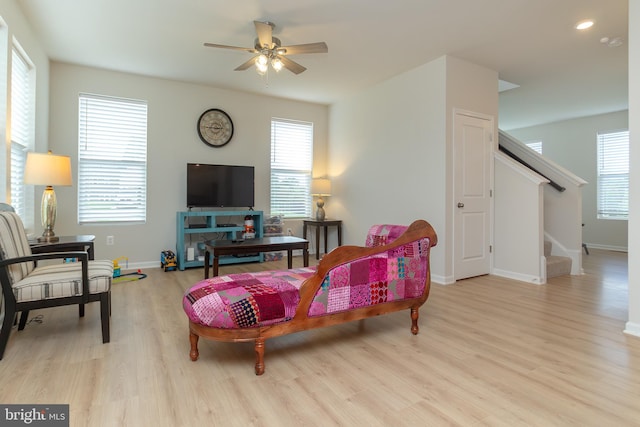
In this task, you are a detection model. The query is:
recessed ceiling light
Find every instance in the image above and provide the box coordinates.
[576,20,594,30]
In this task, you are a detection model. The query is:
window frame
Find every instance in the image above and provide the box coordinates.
[596,129,629,220]
[78,93,148,224]
[270,118,314,219]
[10,41,35,228]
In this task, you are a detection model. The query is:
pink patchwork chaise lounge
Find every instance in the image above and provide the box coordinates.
[183,219,437,375]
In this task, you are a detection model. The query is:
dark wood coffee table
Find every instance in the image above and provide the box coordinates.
[203,236,309,278]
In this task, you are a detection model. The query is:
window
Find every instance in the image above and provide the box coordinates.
[78,93,148,224]
[597,130,629,220]
[10,142,27,212]
[10,44,34,225]
[525,140,542,154]
[270,118,313,218]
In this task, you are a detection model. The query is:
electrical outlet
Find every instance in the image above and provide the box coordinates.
[106,236,114,245]
[287,228,293,236]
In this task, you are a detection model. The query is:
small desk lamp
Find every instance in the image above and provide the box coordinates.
[24,150,72,242]
[311,178,331,221]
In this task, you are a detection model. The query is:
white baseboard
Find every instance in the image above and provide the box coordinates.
[583,243,628,252]
[492,268,545,285]
[624,321,640,338]
[431,274,454,285]
[125,261,160,271]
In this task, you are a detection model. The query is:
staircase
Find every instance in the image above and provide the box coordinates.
[545,240,572,279]
[497,130,587,281]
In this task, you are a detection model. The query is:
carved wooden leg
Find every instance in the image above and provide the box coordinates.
[189,331,200,361]
[410,307,419,335]
[254,338,265,375]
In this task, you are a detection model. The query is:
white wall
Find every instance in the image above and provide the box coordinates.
[48,62,328,264]
[505,110,628,251]
[625,0,639,337]
[329,57,447,280]
[493,153,547,283]
[328,55,497,283]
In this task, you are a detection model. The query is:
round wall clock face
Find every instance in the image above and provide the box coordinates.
[197,108,234,147]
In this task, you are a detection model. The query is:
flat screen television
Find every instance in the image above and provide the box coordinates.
[187,163,255,208]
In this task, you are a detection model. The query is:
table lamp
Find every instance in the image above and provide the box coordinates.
[24,150,72,242]
[311,178,331,221]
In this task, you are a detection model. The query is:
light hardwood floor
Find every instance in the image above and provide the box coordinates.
[1,249,639,426]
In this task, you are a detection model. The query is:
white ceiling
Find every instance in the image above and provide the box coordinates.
[17,0,629,130]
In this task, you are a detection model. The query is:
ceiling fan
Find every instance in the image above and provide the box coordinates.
[204,21,328,75]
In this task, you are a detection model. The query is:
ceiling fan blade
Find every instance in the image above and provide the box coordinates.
[234,56,258,71]
[279,42,328,55]
[279,55,306,74]
[254,21,274,49]
[204,43,256,54]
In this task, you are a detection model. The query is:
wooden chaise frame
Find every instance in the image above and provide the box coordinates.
[188,219,438,375]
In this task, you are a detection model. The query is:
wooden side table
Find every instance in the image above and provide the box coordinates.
[28,235,96,317]
[302,219,343,260]
[29,235,96,260]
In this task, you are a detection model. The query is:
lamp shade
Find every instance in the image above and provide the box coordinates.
[24,151,72,186]
[311,178,331,196]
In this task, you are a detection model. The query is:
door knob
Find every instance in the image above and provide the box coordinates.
[457,202,464,208]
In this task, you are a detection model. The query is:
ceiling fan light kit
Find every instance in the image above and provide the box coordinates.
[575,19,594,30]
[600,36,624,48]
[205,20,328,75]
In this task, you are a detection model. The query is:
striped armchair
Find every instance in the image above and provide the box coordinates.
[0,211,113,360]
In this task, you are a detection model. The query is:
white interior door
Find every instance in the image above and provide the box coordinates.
[454,111,493,280]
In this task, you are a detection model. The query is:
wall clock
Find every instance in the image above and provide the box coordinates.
[197,108,234,147]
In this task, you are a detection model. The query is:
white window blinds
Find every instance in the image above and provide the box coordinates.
[525,140,542,154]
[10,141,27,215]
[597,130,629,220]
[270,118,313,218]
[10,45,33,224]
[78,93,148,224]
